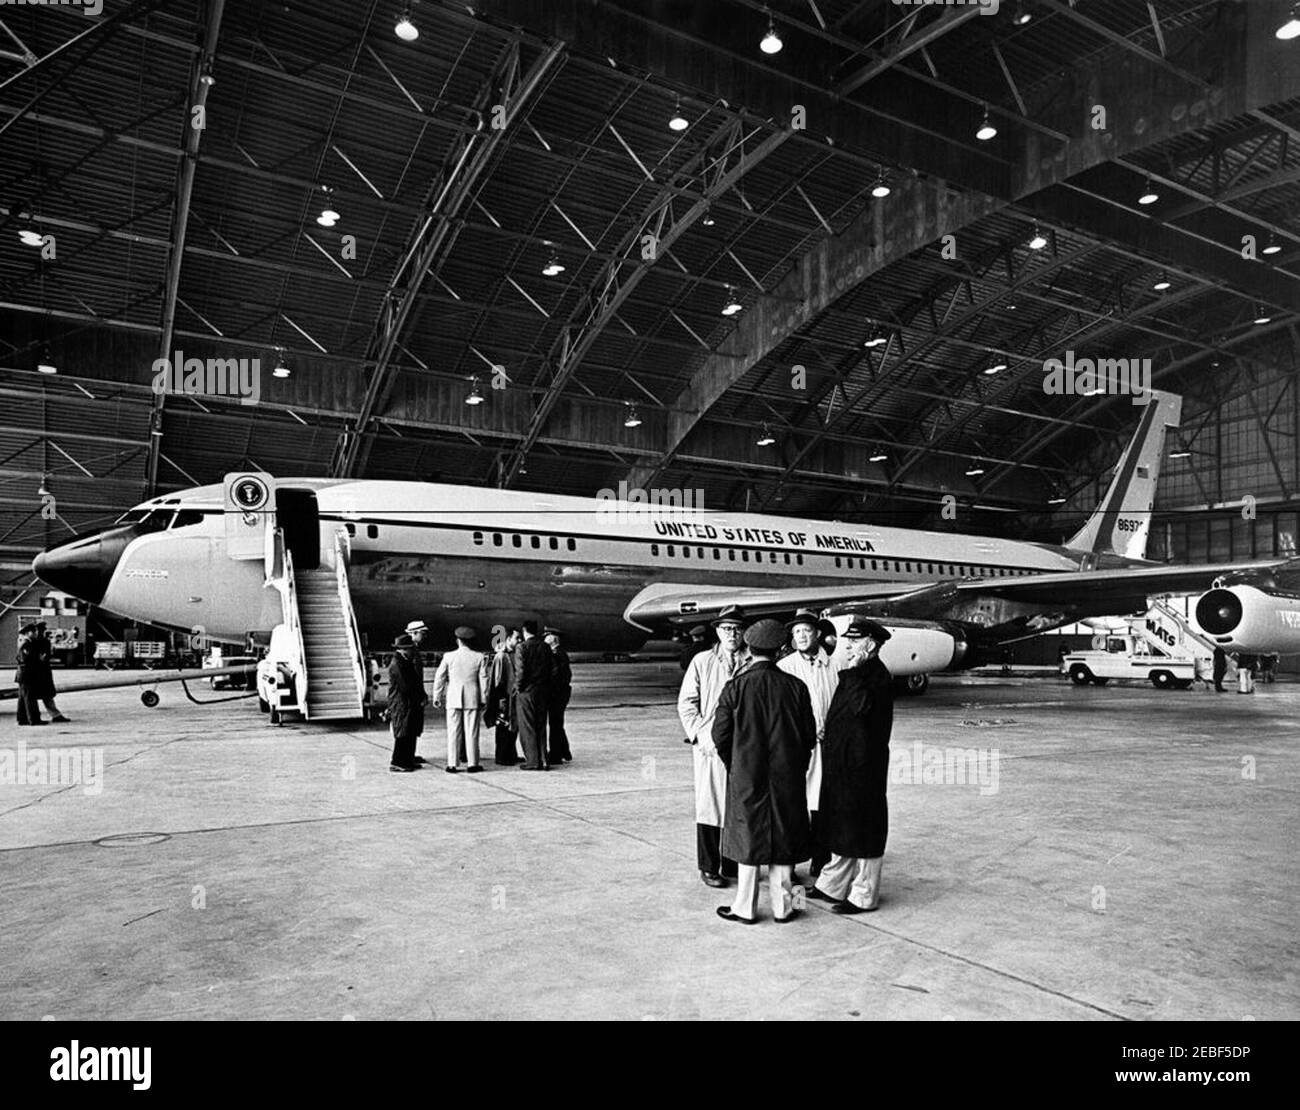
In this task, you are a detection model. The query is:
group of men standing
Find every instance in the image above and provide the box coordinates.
[385,619,572,774]
[678,606,895,923]
[14,621,69,726]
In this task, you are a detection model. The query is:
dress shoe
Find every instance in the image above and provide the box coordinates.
[29,719,48,726]
[51,715,70,723]
[413,756,427,765]
[830,901,866,915]
[805,886,838,902]
[562,756,572,763]
[716,906,757,925]
[445,766,459,774]
[517,764,541,771]
[389,764,416,773]
[466,765,483,773]
[700,871,727,888]
[774,910,801,924]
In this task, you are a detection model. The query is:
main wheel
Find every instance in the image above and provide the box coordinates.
[1069,664,1093,686]
[140,690,160,708]
[1150,670,1175,689]
[1091,676,1109,686]
[896,673,929,696]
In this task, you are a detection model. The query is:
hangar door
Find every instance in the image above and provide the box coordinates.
[277,488,320,571]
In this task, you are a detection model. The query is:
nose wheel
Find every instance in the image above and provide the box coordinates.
[141,689,160,708]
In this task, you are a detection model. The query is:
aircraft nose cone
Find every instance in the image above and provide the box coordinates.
[32,527,134,606]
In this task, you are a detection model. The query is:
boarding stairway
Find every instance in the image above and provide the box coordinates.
[266,527,368,721]
[1138,599,1217,662]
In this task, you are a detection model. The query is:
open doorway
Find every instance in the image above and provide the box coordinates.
[277,488,320,571]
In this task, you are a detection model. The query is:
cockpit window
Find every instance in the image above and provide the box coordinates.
[114,508,172,532]
[172,510,204,528]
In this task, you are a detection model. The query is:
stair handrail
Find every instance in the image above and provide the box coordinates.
[1150,598,1216,656]
[333,527,366,715]
[265,526,308,711]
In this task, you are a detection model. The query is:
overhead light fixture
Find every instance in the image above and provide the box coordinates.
[36,349,57,374]
[1169,447,1192,459]
[395,6,418,41]
[965,464,985,477]
[721,287,743,316]
[701,207,716,227]
[624,405,643,429]
[1138,177,1159,205]
[1263,234,1282,255]
[316,186,339,227]
[756,423,777,447]
[668,97,689,132]
[38,474,51,498]
[199,62,216,87]
[271,351,290,378]
[1047,495,1066,505]
[1028,223,1048,250]
[759,14,783,54]
[542,248,565,277]
[983,362,1007,375]
[976,106,997,142]
[863,327,887,348]
[18,228,44,247]
[465,377,485,405]
[1013,2,1032,25]
[871,170,891,199]
[1254,305,1272,325]
[1277,3,1300,40]
[869,451,888,463]
[1152,273,1171,291]
[1005,301,1017,311]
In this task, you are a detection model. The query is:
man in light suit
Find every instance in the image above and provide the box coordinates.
[433,625,490,774]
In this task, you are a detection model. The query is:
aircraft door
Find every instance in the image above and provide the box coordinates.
[277,488,320,571]
[224,472,277,560]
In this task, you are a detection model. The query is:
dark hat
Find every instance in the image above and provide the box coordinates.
[785,607,820,630]
[522,619,540,636]
[543,626,562,637]
[744,618,788,651]
[817,618,838,641]
[843,616,891,643]
[393,633,415,649]
[453,625,476,641]
[711,604,748,627]
[689,624,708,638]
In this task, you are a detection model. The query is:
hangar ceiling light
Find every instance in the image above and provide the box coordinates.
[1277,3,1300,40]
[18,229,43,246]
[465,377,485,405]
[756,423,777,447]
[871,170,891,199]
[623,405,642,428]
[36,349,56,374]
[1028,223,1047,250]
[760,14,782,54]
[395,6,418,41]
[1263,235,1282,255]
[1138,177,1159,205]
[668,97,689,132]
[976,106,997,142]
[721,287,743,316]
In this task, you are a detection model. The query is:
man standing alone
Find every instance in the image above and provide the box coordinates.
[678,605,750,888]
[712,619,816,924]
[777,609,838,883]
[387,633,424,772]
[543,626,573,764]
[433,626,490,773]
[812,617,894,914]
[514,620,552,770]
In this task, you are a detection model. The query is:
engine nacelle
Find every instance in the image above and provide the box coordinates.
[826,616,965,676]
[1194,584,1300,653]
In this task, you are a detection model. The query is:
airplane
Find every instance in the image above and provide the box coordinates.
[30,389,1300,714]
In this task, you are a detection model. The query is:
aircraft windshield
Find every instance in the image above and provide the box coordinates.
[113,508,174,532]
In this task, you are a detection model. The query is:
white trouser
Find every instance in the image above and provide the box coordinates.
[446,707,481,767]
[732,864,794,921]
[815,853,883,909]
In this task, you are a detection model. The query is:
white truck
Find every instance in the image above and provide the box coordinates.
[1061,599,1213,690]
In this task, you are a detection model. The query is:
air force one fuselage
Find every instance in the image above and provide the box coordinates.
[34,392,1300,662]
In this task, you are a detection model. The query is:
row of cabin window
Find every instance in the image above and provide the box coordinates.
[650,544,805,565]
[831,556,1033,577]
[344,523,381,539]
[471,531,577,552]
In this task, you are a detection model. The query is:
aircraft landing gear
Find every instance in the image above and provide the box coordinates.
[140,689,160,708]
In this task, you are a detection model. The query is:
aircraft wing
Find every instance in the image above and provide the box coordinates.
[623,559,1293,631]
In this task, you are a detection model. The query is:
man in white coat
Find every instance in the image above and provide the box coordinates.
[677,605,749,888]
[433,625,490,774]
[777,608,840,884]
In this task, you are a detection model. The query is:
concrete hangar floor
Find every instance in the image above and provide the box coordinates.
[1,662,1294,1022]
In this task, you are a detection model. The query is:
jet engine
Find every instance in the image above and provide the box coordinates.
[1194,584,1300,653]
[826,615,967,676]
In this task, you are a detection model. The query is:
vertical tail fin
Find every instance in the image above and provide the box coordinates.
[1066,391,1181,561]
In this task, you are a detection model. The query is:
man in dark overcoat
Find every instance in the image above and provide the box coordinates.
[387,633,425,773]
[15,624,46,726]
[514,620,553,770]
[543,626,573,764]
[712,618,817,924]
[810,616,894,913]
